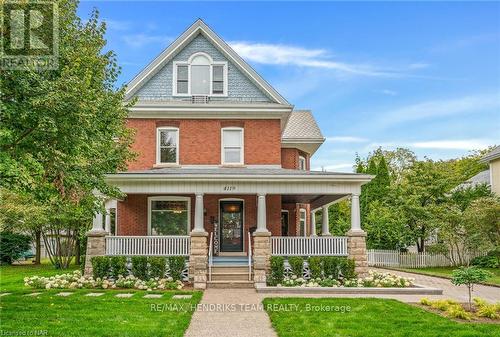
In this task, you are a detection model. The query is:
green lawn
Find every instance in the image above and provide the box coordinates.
[397,267,500,286]
[0,262,202,337]
[264,298,500,337]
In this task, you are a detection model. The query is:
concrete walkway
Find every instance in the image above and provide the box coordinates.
[184,288,277,337]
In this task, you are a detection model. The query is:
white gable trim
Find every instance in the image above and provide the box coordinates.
[125,19,290,105]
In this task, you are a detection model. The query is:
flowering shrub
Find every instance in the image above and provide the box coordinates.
[24,270,184,291]
[271,270,413,288]
[419,297,500,321]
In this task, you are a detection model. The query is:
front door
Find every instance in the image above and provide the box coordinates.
[220,201,244,252]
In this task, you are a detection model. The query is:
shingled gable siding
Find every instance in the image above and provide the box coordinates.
[135,34,271,102]
[126,119,281,170]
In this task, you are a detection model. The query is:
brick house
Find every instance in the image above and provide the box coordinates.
[85,20,372,289]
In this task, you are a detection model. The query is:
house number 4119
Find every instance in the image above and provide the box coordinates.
[223,186,236,191]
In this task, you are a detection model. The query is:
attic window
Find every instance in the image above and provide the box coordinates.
[173,52,227,97]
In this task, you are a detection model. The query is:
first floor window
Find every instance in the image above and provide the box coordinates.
[150,198,190,235]
[157,128,179,164]
[299,209,306,236]
[222,128,243,164]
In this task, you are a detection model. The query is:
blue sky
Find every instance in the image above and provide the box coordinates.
[78,1,500,172]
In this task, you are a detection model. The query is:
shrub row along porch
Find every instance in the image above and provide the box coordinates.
[84,168,372,289]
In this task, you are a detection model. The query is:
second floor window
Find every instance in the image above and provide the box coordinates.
[157,127,179,164]
[174,52,227,96]
[222,127,243,165]
[299,156,306,170]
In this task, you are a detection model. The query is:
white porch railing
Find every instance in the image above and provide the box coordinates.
[105,236,190,256]
[271,236,348,256]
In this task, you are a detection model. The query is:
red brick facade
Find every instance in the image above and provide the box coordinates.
[126,119,282,170]
[281,148,310,170]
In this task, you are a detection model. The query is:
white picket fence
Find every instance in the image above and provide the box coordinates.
[271,236,348,256]
[368,249,481,268]
[105,236,190,256]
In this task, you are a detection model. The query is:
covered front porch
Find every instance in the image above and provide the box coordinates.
[84,168,372,288]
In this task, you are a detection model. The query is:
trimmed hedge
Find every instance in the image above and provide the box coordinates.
[149,257,167,279]
[308,257,322,279]
[131,256,148,280]
[288,256,304,277]
[110,256,128,278]
[168,256,186,281]
[91,256,110,279]
[269,256,285,286]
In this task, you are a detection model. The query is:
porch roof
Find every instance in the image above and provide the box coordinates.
[107,167,372,183]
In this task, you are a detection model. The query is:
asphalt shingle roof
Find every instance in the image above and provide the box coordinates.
[121,167,364,176]
[482,146,500,163]
[282,110,324,140]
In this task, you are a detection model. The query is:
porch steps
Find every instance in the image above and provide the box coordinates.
[208,260,253,288]
[207,280,254,288]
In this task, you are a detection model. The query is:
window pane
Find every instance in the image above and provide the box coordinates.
[223,130,242,147]
[177,65,188,80]
[151,200,188,235]
[224,148,241,163]
[213,66,223,81]
[191,65,210,95]
[177,81,188,94]
[160,130,177,147]
[160,147,177,163]
[212,81,223,94]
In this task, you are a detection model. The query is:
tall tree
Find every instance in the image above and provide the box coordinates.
[0,0,134,268]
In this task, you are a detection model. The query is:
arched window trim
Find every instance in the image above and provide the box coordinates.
[173,52,228,97]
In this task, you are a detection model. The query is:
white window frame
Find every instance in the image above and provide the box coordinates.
[156,127,179,165]
[172,52,228,97]
[221,127,244,165]
[299,208,307,237]
[298,155,306,170]
[147,196,191,236]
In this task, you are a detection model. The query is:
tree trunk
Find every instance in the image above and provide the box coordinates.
[34,230,41,264]
[75,231,80,265]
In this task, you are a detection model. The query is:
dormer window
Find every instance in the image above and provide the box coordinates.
[173,52,228,97]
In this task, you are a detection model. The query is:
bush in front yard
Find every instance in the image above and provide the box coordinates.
[148,257,167,279]
[131,256,149,280]
[339,258,356,279]
[471,254,499,269]
[322,256,341,279]
[308,257,322,279]
[288,256,304,277]
[268,256,285,286]
[91,256,111,279]
[110,256,128,278]
[0,231,32,264]
[168,256,186,281]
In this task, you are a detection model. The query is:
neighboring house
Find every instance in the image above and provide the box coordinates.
[84,20,372,288]
[453,169,490,191]
[480,146,500,195]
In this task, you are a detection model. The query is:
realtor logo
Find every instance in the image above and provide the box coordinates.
[1,0,58,70]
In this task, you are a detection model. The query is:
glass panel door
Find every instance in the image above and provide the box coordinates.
[219,201,243,252]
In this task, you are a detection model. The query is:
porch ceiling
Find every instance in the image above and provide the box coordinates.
[282,194,347,210]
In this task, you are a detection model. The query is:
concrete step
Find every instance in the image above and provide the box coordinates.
[210,266,249,273]
[210,272,252,281]
[207,280,255,289]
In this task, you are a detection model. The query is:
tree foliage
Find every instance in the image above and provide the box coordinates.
[0,0,134,268]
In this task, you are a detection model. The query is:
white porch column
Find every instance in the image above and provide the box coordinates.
[256,193,268,233]
[92,212,104,232]
[310,211,317,236]
[104,211,111,233]
[321,205,331,236]
[193,193,205,233]
[350,193,361,232]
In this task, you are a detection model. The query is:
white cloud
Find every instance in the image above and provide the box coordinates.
[379,92,500,126]
[408,63,430,70]
[325,136,368,143]
[229,41,399,77]
[104,19,132,31]
[378,89,398,96]
[122,34,172,48]
[365,139,496,151]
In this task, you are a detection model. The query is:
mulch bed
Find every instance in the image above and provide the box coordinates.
[411,303,500,324]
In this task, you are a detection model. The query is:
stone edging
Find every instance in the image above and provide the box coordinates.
[255,284,443,295]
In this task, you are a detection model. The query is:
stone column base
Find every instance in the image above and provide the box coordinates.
[347,230,368,277]
[84,230,107,276]
[189,231,208,290]
[253,231,271,288]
